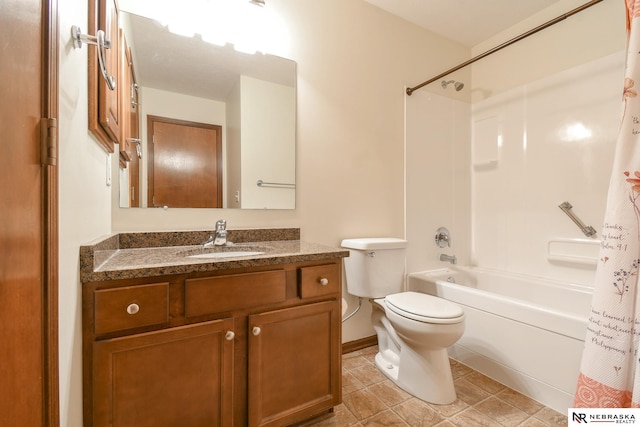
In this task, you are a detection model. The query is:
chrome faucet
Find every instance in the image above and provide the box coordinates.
[213,219,227,246]
[440,253,457,265]
[203,219,227,247]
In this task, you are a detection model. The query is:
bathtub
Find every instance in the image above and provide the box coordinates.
[408,266,593,413]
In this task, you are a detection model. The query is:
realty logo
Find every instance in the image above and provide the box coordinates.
[572,412,587,423]
[568,408,639,425]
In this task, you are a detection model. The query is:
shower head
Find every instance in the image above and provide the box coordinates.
[441,80,464,91]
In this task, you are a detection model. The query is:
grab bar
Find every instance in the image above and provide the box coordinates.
[558,201,597,238]
[256,180,295,189]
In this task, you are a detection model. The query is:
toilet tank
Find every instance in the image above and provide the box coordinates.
[341,238,408,298]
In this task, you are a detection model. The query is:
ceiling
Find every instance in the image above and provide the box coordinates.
[364,0,562,47]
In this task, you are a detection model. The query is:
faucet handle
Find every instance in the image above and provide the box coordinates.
[216,219,227,230]
[435,227,451,248]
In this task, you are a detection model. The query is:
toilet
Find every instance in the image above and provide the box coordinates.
[341,237,465,405]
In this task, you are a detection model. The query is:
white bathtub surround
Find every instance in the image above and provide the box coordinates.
[404,91,471,275]
[404,47,623,415]
[408,266,592,413]
[470,52,622,284]
[405,51,623,282]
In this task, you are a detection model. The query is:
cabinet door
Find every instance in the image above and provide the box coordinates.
[248,301,341,427]
[88,0,121,152]
[93,319,234,427]
[119,33,141,206]
[98,0,120,142]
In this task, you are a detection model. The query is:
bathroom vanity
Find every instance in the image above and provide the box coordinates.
[80,229,347,427]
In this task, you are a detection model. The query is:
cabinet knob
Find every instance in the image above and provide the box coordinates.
[319,277,329,286]
[252,326,261,336]
[225,331,235,341]
[126,303,140,315]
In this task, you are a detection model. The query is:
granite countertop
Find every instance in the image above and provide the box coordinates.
[80,228,349,283]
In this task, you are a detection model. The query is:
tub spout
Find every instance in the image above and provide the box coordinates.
[440,254,457,265]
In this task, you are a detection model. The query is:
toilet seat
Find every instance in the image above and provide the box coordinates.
[385,291,464,324]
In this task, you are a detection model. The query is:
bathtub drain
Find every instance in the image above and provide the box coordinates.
[447,276,456,283]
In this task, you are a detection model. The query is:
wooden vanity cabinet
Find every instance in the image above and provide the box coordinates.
[83,260,342,427]
[248,301,340,427]
[92,319,235,426]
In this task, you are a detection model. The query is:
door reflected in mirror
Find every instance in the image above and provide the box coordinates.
[147,116,223,208]
[117,11,296,209]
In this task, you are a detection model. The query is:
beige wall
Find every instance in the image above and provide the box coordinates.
[111,0,470,233]
[58,1,111,426]
[58,0,469,425]
[239,76,295,209]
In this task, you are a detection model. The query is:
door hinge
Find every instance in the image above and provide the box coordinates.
[40,117,57,166]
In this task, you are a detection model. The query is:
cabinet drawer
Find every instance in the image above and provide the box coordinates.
[185,270,287,317]
[299,263,340,299]
[94,283,169,335]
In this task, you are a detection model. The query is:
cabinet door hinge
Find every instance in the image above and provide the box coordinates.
[40,117,57,166]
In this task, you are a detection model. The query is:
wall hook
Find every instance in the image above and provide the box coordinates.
[128,138,142,159]
[71,25,116,91]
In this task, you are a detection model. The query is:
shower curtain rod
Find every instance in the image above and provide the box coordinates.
[406,0,605,96]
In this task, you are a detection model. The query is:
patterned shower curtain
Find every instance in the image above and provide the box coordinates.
[574,0,640,408]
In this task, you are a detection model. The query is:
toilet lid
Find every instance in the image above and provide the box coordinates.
[385,291,464,324]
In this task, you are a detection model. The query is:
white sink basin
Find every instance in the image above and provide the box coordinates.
[180,244,270,260]
[187,251,264,259]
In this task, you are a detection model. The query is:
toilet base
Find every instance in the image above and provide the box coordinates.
[374,344,457,405]
[369,296,462,405]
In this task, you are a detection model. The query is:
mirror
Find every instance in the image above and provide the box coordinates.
[117,10,296,209]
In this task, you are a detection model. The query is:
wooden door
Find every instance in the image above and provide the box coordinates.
[147,115,222,208]
[248,301,341,427]
[92,320,234,427]
[0,0,59,425]
[128,141,141,207]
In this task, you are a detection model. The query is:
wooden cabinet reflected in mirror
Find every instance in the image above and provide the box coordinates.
[119,30,141,206]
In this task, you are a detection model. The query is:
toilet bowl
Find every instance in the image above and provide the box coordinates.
[374,292,464,404]
[341,238,465,405]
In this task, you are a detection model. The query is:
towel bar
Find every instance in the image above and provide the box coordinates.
[256,180,295,189]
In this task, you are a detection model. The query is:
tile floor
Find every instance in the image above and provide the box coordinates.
[306,346,568,427]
